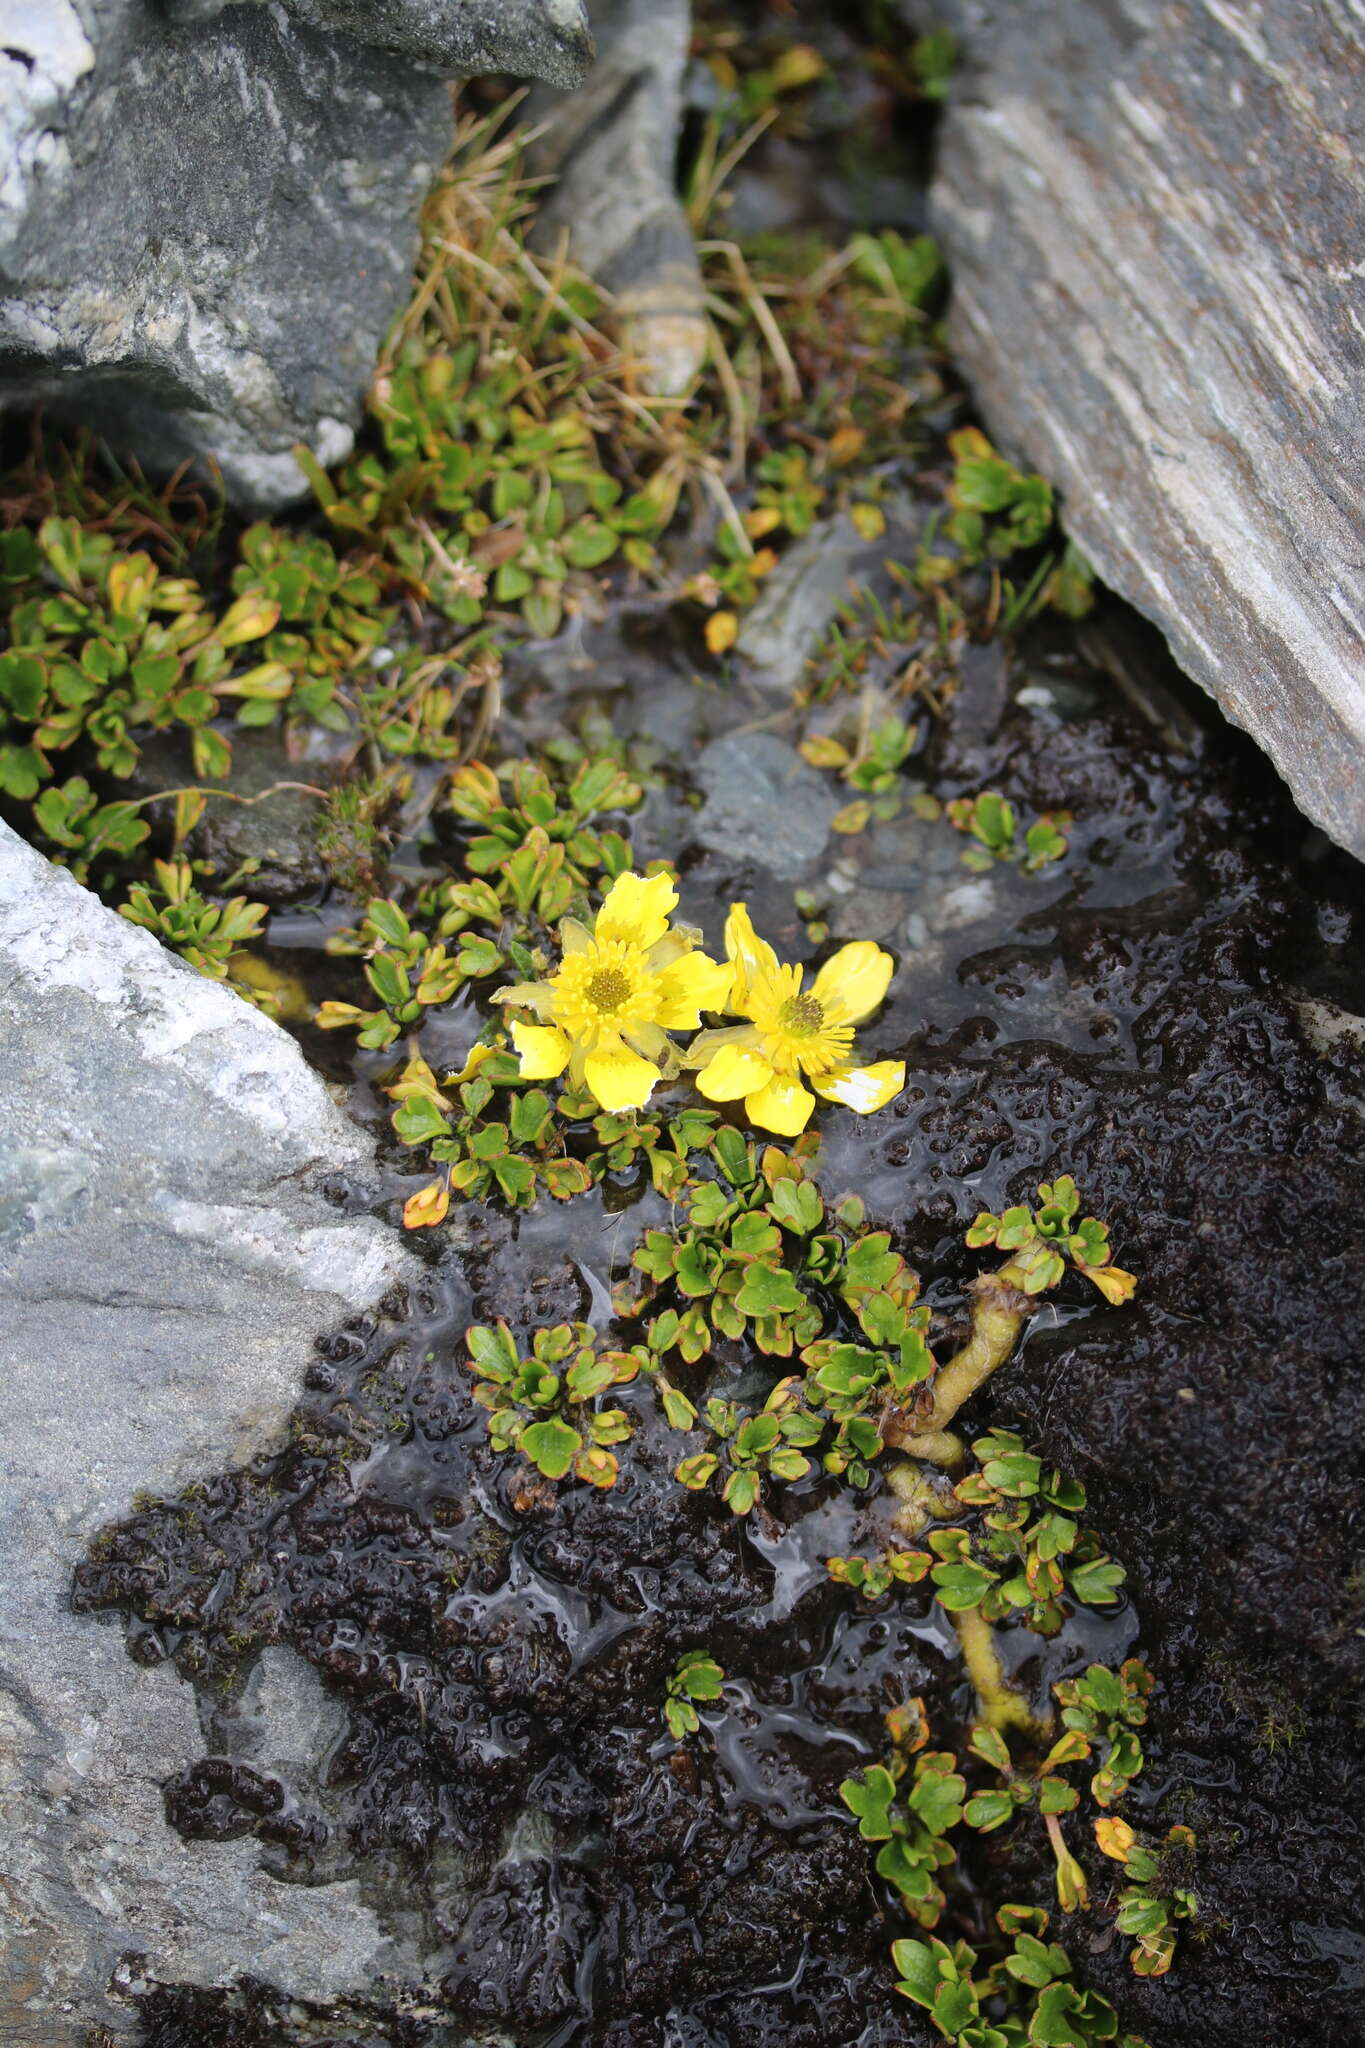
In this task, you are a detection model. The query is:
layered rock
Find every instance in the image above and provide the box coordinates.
[0,1,592,507]
[0,822,415,2044]
[925,0,1365,857]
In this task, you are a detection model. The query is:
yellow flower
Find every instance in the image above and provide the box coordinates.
[687,903,905,1136]
[495,870,729,1114]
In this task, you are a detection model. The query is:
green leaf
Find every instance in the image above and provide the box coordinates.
[734,1263,804,1317]
[982,1453,1041,1496]
[964,1791,1017,1833]
[674,1651,724,1702]
[467,1322,520,1381]
[731,1210,782,1257]
[1068,1557,1126,1605]
[392,1098,452,1145]
[565,1356,614,1401]
[840,1764,897,1839]
[934,1979,977,2036]
[674,1239,722,1297]
[660,1384,698,1430]
[890,1938,940,2009]
[1076,1664,1124,1717]
[713,1125,754,1186]
[1029,1984,1079,2046]
[909,1757,966,1835]
[722,1467,759,1515]
[1005,1934,1066,1990]
[0,651,45,719]
[766,1176,823,1234]
[931,1560,998,1610]
[520,1417,582,1480]
[734,1413,780,1458]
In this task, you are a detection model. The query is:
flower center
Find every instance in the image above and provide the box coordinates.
[779,992,825,1037]
[586,966,633,1014]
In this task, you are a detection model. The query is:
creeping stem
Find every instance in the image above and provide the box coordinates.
[883,1262,1045,1733]
[953,1602,1043,1735]
[885,1265,1034,1458]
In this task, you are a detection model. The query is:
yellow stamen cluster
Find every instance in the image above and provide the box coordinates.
[495,873,905,1131]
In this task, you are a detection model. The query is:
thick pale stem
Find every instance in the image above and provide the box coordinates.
[886,1265,1033,1461]
[953,1603,1044,1736]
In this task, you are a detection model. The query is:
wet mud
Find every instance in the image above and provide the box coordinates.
[76,604,1365,2046]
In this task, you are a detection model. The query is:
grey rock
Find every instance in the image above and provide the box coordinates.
[207,1647,351,1780]
[925,0,1365,857]
[524,0,705,394]
[695,730,839,881]
[737,514,868,696]
[0,1,592,508]
[736,498,928,697]
[135,726,329,903]
[0,821,419,2044]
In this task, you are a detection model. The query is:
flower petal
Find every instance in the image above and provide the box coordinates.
[812,1059,905,1113]
[595,869,678,950]
[745,1073,816,1135]
[696,1043,775,1101]
[559,917,592,955]
[625,1022,669,1061]
[448,1041,500,1085]
[583,1042,661,1113]
[494,980,554,1018]
[681,1024,761,1069]
[724,901,780,1010]
[654,949,732,1028]
[812,941,895,1025]
[511,1021,573,1079]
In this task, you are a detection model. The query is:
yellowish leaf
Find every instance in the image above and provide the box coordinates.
[885,1695,931,1755]
[216,594,282,647]
[705,610,739,656]
[850,501,887,540]
[1095,1817,1135,1863]
[403,1180,450,1231]
[172,788,206,846]
[799,734,850,769]
[575,1447,619,1490]
[1088,1265,1138,1305]
[828,425,866,468]
[744,506,782,541]
[832,799,872,835]
[770,43,825,91]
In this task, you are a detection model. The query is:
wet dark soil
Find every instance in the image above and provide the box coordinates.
[75,597,1365,2046]
[65,5,1365,2040]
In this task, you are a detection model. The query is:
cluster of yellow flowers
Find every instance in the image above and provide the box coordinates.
[496,870,905,1135]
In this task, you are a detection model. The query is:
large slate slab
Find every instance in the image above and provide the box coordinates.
[925,0,1365,858]
[0,822,417,2043]
[0,1,593,507]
